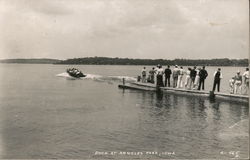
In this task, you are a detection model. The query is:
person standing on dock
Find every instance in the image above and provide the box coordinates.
[190,66,197,89]
[229,77,235,94]
[234,71,242,94]
[149,67,156,84]
[156,65,164,87]
[141,67,147,83]
[242,68,249,94]
[172,65,179,88]
[198,66,208,90]
[164,65,172,87]
[193,68,201,90]
[185,68,192,89]
[212,68,223,92]
[177,66,185,88]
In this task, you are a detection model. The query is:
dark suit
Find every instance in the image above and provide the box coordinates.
[213,71,221,92]
[164,68,172,87]
[198,69,208,90]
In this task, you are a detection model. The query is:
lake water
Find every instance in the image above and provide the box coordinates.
[0,64,248,159]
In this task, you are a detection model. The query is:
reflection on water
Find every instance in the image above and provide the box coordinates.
[132,90,248,159]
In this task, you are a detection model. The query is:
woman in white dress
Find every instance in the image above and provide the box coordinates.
[193,68,201,90]
[185,68,192,89]
[234,71,242,94]
[177,66,185,88]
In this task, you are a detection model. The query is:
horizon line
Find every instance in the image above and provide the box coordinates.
[0,57,249,61]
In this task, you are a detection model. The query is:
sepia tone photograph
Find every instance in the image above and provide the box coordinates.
[0,0,249,159]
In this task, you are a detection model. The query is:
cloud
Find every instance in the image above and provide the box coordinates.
[0,0,248,59]
[2,0,72,15]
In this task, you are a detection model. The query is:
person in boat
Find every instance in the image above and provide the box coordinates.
[212,68,223,92]
[172,65,179,88]
[141,67,147,83]
[74,68,78,73]
[198,66,208,90]
[164,65,172,87]
[234,71,242,94]
[72,69,77,75]
[67,68,73,73]
[68,68,75,75]
[156,64,164,87]
[185,68,192,89]
[76,71,81,77]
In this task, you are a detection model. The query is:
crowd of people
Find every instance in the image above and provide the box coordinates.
[229,68,249,94]
[139,65,249,95]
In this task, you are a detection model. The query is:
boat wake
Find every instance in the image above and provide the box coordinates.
[56,72,136,83]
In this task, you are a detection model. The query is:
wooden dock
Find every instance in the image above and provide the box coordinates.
[118,81,249,102]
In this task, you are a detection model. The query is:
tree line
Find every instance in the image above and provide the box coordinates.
[0,58,61,64]
[55,57,249,66]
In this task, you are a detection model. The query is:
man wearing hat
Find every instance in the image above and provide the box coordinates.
[190,66,197,89]
[198,66,208,90]
[164,65,172,87]
[212,68,223,92]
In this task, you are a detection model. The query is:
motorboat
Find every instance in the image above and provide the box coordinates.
[66,68,86,78]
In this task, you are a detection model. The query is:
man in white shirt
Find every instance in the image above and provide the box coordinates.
[242,68,249,94]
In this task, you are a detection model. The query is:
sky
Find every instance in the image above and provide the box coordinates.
[0,0,249,60]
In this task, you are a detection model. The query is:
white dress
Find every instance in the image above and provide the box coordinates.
[194,70,200,88]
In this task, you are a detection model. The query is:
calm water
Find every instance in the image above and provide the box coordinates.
[0,64,248,159]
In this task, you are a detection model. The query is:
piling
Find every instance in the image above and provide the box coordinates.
[209,91,215,99]
[122,78,125,85]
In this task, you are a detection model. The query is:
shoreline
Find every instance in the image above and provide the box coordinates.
[0,63,248,67]
[0,57,248,67]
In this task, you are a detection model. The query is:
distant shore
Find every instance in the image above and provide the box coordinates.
[0,58,61,64]
[0,57,248,66]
